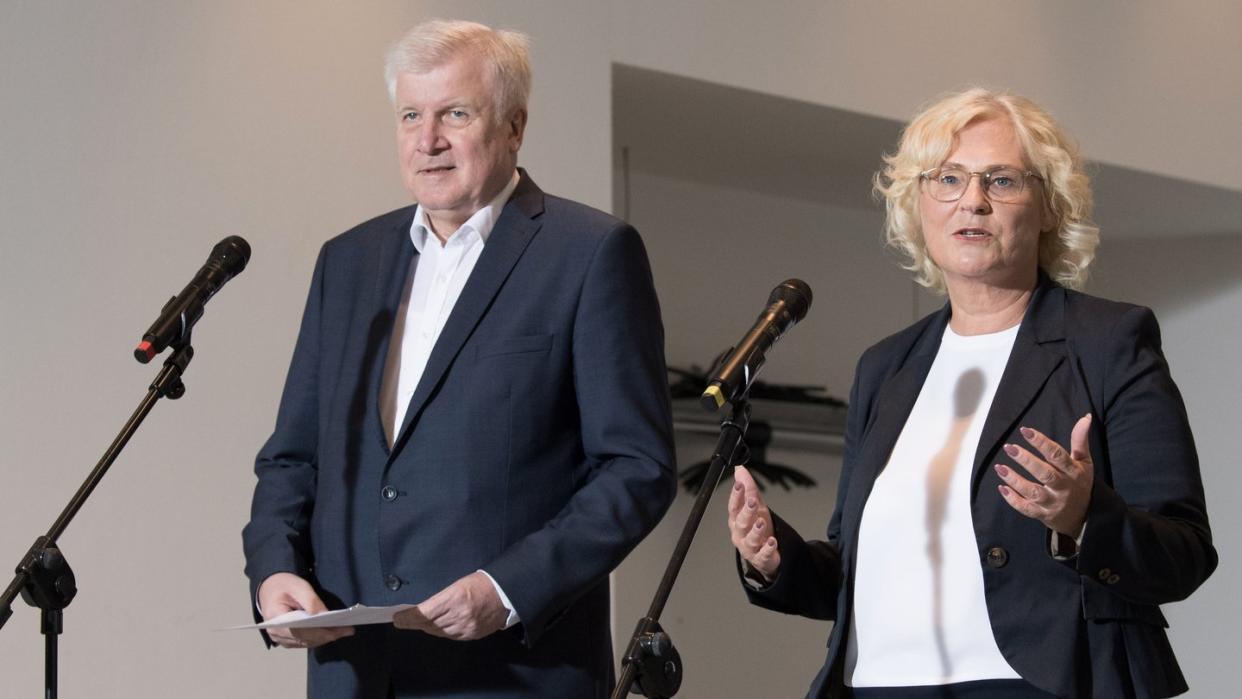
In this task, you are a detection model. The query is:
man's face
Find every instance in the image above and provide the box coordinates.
[395,51,526,238]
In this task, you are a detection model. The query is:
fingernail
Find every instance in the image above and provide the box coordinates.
[995,464,1010,477]
[755,520,765,530]
[767,537,777,547]
[733,482,743,492]
[746,498,756,509]
[998,485,1011,496]
[1003,444,1019,457]
[1019,427,1035,440]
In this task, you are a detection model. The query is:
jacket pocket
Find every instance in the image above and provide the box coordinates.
[475,333,554,358]
[1081,582,1169,627]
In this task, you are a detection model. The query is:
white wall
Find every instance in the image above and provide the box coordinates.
[605,1,1242,192]
[2,2,1238,696]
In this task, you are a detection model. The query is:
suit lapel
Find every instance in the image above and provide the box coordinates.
[369,219,418,453]
[970,277,1066,485]
[390,173,545,453]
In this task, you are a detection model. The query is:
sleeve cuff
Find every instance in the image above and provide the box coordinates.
[1049,519,1087,560]
[478,569,521,629]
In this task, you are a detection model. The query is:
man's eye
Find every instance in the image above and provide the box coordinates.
[446,109,470,121]
[401,112,419,122]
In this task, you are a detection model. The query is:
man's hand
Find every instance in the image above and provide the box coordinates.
[728,465,781,583]
[392,571,508,641]
[995,413,1094,538]
[257,572,355,649]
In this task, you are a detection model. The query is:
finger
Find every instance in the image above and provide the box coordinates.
[997,484,1044,520]
[393,607,432,631]
[732,496,760,542]
[1070,413,1093,464]
[1001,443,1058,485]
[1018,425,1074,474]
[747,536,781,580]
[292,590,329,616]
[267,627,299,646]
[733,465,763,502]
[753,535,780,568]
[413,603,454,638]
[740,516,770,554]
[726,475,745,522]
[291,625,355,647]
[994,463,1045,503]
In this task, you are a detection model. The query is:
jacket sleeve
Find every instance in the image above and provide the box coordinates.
[482,224,677,645]
[240,245,326,621]
[1075,305,1217,604]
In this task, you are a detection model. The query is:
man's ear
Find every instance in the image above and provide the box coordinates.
[508,109,528,152]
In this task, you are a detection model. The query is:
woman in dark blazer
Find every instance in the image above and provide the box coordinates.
[729,89,1216,698]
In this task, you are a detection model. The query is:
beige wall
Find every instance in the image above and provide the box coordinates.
[1,2,1237,696]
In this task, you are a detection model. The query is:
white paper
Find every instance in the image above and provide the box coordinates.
[227,603,418,630]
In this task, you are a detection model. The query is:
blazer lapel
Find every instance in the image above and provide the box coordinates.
[970,277,1066,485]
[390,173,545,452]
[842,309,948,530]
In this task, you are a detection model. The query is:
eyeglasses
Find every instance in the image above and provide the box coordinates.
[919,166,1042,203]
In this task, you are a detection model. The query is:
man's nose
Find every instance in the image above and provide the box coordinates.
[417,121,447,154]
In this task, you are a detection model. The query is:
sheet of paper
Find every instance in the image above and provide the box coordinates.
[227,603,418,630]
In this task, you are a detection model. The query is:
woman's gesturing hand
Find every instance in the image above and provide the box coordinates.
[995,413,1094,538]
[728,465,781,582]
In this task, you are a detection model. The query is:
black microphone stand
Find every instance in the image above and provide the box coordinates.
[0,337,195,699]
[612,396,752,698]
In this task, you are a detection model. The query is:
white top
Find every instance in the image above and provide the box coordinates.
[377,169,522,628]
[845,322,1022,687]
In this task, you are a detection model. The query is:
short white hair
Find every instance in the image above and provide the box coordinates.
[384,19,531,124]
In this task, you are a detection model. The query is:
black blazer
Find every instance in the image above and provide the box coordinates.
[745,275,1216,698]
[243,173,677,697]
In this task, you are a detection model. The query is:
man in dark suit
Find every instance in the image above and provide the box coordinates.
[242,19,676,697]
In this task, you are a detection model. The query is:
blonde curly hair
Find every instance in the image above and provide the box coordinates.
[874,88,1099,293]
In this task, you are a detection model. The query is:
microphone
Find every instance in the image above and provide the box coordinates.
[133,236,251,363]
[700,279,812,411]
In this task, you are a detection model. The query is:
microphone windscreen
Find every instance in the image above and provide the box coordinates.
[769,279,812,323]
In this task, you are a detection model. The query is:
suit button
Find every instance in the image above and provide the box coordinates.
[384,574,402,591]
[985,546,1009,569]
[381,485,398,501]
[1098,568,1112,581]
[1107,574,1120,585]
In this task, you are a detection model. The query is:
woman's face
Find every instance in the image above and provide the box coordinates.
[919,118,1051,293]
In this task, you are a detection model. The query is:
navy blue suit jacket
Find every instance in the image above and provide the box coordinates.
[744,275,1216,698]
[243,172,676,697]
